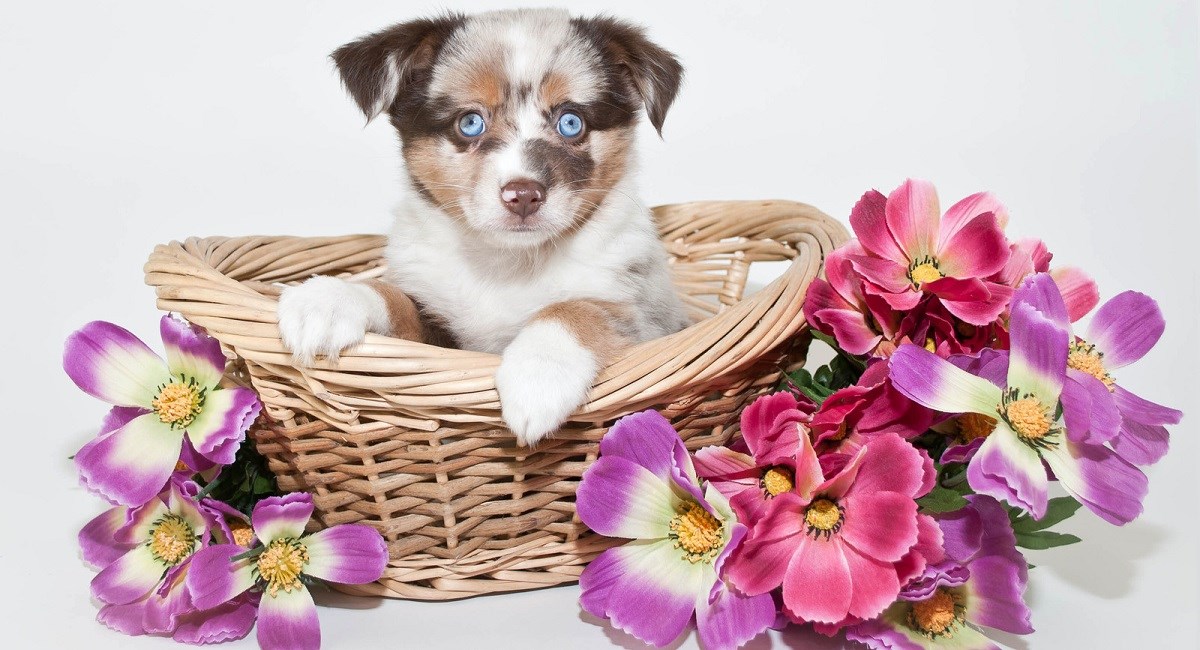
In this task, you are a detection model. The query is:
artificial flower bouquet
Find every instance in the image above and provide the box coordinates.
[64,178,1182,649]
[575,179,1182,649]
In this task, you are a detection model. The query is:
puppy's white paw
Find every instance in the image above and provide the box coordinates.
[496,320,598,446]
[277,276,388,365]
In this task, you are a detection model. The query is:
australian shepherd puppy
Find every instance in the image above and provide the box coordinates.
[277,9,689,445]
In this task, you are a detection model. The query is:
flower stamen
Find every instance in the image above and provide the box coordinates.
[228,520,255,547]
[668,501,724,564]
[907,588,965,638]
[999,388,1061,450]
[147,514,197,566]
[1068,340,1115,391]
[803,498,844,540]
[152,377,205,428]
[256,538,309,597]
[908,256,943,287]
[761,466,794,497]
[956,413,997,444]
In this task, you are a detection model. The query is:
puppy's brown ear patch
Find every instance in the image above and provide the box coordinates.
[574,17,684,136]
[331,13,465,121]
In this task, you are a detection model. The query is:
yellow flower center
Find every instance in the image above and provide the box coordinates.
[909,588,963,637]
[804,498,843,539]
[1004,397,1053,440]
[668,501,724,564]
[229,520,255,547]
[152,380,204,428]
[956,413,997,443]
[148,514,197,566]
[1067,342,1115,391]
[923,337,937,353]
[257,538,310,597]
[761,466,794,497]
[829,421,850,442]
[909,260,943,286]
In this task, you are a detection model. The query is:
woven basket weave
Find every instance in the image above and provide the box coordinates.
[144,200,848,600]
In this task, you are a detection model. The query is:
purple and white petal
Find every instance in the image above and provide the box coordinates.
[1111,419,1170,467]
[257,586,320,650]
[577,456,676,540]
[1085,291,1164,369]
[143,565,193,634]
[303,524,389,585]
[173,592,259,645]
[1060,371,1120,444]
[966,428,1049,519]
[599,410,683,480]
[186,544,257,610]
[91,544,166,605]
[580,538,711,648]
[184,386,260,465]
[890,345,1002,416]
[160,314,229,389]
[1112,386,1183,426]
[1006,301,1068,408]
[1042,440,1147,526]
[76,412,184,507]
[695,582,776,650]
[79,506,132,569]
[964,555,1034,635]
[96,600,150,637]
[252,493,316,543]
[64,321,171,408]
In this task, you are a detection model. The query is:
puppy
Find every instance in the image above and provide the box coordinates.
[277,9,689,445]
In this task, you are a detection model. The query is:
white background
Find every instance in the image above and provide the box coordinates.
[1,1,1197,648]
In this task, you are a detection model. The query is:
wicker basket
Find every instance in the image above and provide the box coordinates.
[144,200,848,600]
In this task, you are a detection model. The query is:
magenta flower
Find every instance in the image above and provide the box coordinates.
[577,411,776,649]
[847,495,1033,650]
[805,361,935,457]
[991,238,1099,322]
[1062,291,1183,466]
[890,274,1148,524]
[846,179,1013,326]
[186,493,388,650]
[79,482,258,644]
[804,245,901,356]
[726,431,936,625]
[692,392,813,525]
[65,315,261,505]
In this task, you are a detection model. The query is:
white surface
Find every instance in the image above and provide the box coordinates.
[1,1,1197,648]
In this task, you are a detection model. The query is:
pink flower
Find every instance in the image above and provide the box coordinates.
[846,179,1013,326]
[805,361,935,458]
[804,245,901,356]
[992,238,1099,322]
[726,432,937,625]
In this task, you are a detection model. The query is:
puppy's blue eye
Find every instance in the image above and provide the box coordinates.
[556,112,584,138]
[458,112,486,137]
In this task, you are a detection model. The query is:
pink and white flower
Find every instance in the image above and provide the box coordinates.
[889,274,1148,524]
[577,410,776,649]
[186,493,388,650]
[65,315,261,506]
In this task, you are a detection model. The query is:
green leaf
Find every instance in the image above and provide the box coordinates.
[917,485,969,513]
[1011,497,1083,533]
[1014,529,1083,550]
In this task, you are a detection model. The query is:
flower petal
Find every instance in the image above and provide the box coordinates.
[1060,371,1120,444]
[843,543,902,621]
[583,539,709,647]
[577,455,677,539]
[80,506,132,569]
[966,429,1049,519]
[303,524,389,585]
[64,321,170,407]
[1049,267,1099,323]
[692,445,757,480]
[91,544,166,605]
[739,391,802,459]
[1112,385,1183,426]
[846,433,930,499]
[965,555,1034,635]
[940,191,1009,244]
[782,538,852,624]
[1007,296,1068,407]
[885,179,940,258]
[160,314,228,388]
[253,493,315,542]
[173,593,259,645]
[76,412,184,506]
[599,410,682,480]
[96,600,150,636]
[840,491,920,563]
[809,307,884,356]
[928,277,1013,326]
[727,493,807,596]
[850,189,908,263]
[186,544,257,610]
[890,345,1002,416]
[1111,419,1170,466]
[1086,291,1164,368]
[1042,440,1147,525]
[184,387,260,465]
[695,582,776,650]
[257,587,320,650]
[937,212,1010,280]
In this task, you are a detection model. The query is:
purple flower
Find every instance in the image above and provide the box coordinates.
[79,482,258,643]
[1062,291,1183,465]
[889,274,1148,525]
[186,493,389,650]
[847,495,1033,649]
[576,411,776,649]
[64,315,261,506]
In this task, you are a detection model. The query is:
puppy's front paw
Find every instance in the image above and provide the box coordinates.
[277,276,387,365]
[496,321,599,446]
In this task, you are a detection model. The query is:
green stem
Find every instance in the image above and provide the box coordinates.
[193,474,225,501]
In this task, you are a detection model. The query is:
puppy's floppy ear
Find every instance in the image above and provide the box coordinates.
[331,13,465,121]
[574,16,684,136]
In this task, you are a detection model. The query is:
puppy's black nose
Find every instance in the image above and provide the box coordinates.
[500,179,546,218]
